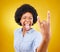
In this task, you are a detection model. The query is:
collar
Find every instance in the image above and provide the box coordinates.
[20,28,34,34]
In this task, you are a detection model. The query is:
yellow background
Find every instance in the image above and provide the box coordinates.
[0,0,60,52]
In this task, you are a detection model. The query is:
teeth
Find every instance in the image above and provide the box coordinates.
[25,24,29,26]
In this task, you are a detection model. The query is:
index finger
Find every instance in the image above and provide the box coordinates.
[47,10,50,24]
[37,16,41,25]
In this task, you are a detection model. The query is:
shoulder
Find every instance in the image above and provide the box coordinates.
[14,28,22,36]
[33,29,42,37]
[32,29,43,39]
[14,28,21,32]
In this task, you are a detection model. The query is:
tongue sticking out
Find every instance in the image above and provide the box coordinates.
[25,24,30,30]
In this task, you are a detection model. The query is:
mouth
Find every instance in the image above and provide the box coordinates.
[23,23,31,30]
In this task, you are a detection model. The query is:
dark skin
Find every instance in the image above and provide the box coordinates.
[20,11,51,52]
[36,11,50,52]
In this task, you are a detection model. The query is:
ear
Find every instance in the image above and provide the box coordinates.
[19,20,21,24]
[20,20,22,26]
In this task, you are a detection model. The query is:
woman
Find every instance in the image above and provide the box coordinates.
[14,4,50,52]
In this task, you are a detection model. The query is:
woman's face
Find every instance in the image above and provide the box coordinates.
[20,12,33,31]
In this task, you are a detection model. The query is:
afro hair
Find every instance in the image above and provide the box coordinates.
[14,4,38,26]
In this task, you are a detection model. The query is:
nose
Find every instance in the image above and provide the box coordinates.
[25,18,30,22]
[25,18,30,24]
[26,19,29,22]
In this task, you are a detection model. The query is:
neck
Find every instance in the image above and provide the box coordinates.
[22,28,27,37]
[22,27,31,37]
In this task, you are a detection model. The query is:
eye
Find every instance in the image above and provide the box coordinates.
[22,17,26,19]
[29,17,33,19]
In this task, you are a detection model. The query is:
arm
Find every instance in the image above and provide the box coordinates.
[36,11,51,52]
[36,38,49,52]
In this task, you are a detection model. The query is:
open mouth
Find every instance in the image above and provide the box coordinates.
[24,24,31,30]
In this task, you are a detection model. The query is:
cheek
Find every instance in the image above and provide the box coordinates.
[30,20,33,26]
[31,19,33,24]
[20,20,25,25]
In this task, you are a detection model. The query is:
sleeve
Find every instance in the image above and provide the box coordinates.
[14,29,20,52]
[33,32,43,52]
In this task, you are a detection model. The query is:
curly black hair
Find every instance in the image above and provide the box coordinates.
[14,4,38,26]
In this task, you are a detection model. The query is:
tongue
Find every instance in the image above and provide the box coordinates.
[25,24,30,30]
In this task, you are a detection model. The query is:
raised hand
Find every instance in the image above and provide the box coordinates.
[37,11,50,42]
